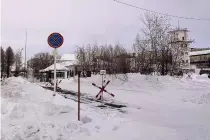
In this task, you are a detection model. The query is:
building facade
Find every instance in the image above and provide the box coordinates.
[39,63,69,79]
[190,47,210,52]
[168,28,193,69]
[39,53,78,80]
[58,54,77,77]
[189,50,210,69]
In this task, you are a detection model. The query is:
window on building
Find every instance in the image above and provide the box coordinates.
[56,72,64,78]
[182,60,185,63]
[182,37,185,40]
[186,60,188,63]
[181,44,183,48]
[176,33,178,38]
[204,56,207,60]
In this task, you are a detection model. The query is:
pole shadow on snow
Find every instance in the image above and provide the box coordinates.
[42,86,127,113]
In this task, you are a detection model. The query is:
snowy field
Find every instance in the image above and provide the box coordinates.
[1,74,210,140]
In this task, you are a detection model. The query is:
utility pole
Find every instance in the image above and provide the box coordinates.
[178,20,180,29]
[24,29,27,78]
[20,48,23,72]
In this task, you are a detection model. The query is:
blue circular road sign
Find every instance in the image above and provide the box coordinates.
[48,32,64,48]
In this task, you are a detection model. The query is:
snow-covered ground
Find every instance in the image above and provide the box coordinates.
[1,74,210,140]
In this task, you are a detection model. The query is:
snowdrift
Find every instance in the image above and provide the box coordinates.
[2,74,210,140]
[59,73,210,105]
[1,77,92,140]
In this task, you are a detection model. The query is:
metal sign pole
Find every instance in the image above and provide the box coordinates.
[101,74,103,100]
[47,32,64,96]
[78,71,81,121]
[53,48,57,96]
[99,70,106,100]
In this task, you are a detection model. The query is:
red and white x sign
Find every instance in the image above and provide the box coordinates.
[92,80,114,100]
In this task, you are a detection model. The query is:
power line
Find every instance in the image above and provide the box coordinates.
[113,0,210,21]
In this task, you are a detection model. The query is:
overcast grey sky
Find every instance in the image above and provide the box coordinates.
[1,0,210,58]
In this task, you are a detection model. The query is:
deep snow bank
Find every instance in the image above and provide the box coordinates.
[2,75,210,140]
[1,77,93,140]
[1,77,29,99]
[59,73,210,105]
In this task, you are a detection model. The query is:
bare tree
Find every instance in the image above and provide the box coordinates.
[136,13,183,75]
[76,43,130,78]
[91,44,100,74]
[112,44,129,74]
[1,47,6,77]
[133,35,153,74]
[169,43,184,75]
[5,46,15,77]
[14,49,22,76]
[76,45,87,74]
[28,52,54,75]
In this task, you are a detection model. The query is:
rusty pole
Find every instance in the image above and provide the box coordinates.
[78,71,81,121]
[101,74,103,100]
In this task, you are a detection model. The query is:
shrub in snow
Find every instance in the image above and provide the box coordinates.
[81,116,92,124]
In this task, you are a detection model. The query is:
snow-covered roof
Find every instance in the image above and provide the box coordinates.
[59,61,75,67]
[40,63,69,72]
[189,50,210,56]
[168,28,189,33]
[58,53,78,66]
[60,54,76,61]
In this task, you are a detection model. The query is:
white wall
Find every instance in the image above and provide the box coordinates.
[64,71,67,79]
[169,30,188,41]
[169,30,191,69]
[66,65,75,71]
[177,31,186,41]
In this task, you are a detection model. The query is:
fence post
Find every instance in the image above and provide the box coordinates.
[78,71,81,121]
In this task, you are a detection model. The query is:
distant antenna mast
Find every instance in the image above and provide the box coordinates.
[24,28,27,78]
[178,20,180,29]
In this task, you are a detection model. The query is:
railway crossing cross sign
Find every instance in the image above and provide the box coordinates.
[92,80,114,100]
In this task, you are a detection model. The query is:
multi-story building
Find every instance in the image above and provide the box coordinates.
[189,50,210,69]
[168,28,193,69]
[190,47,210,52]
